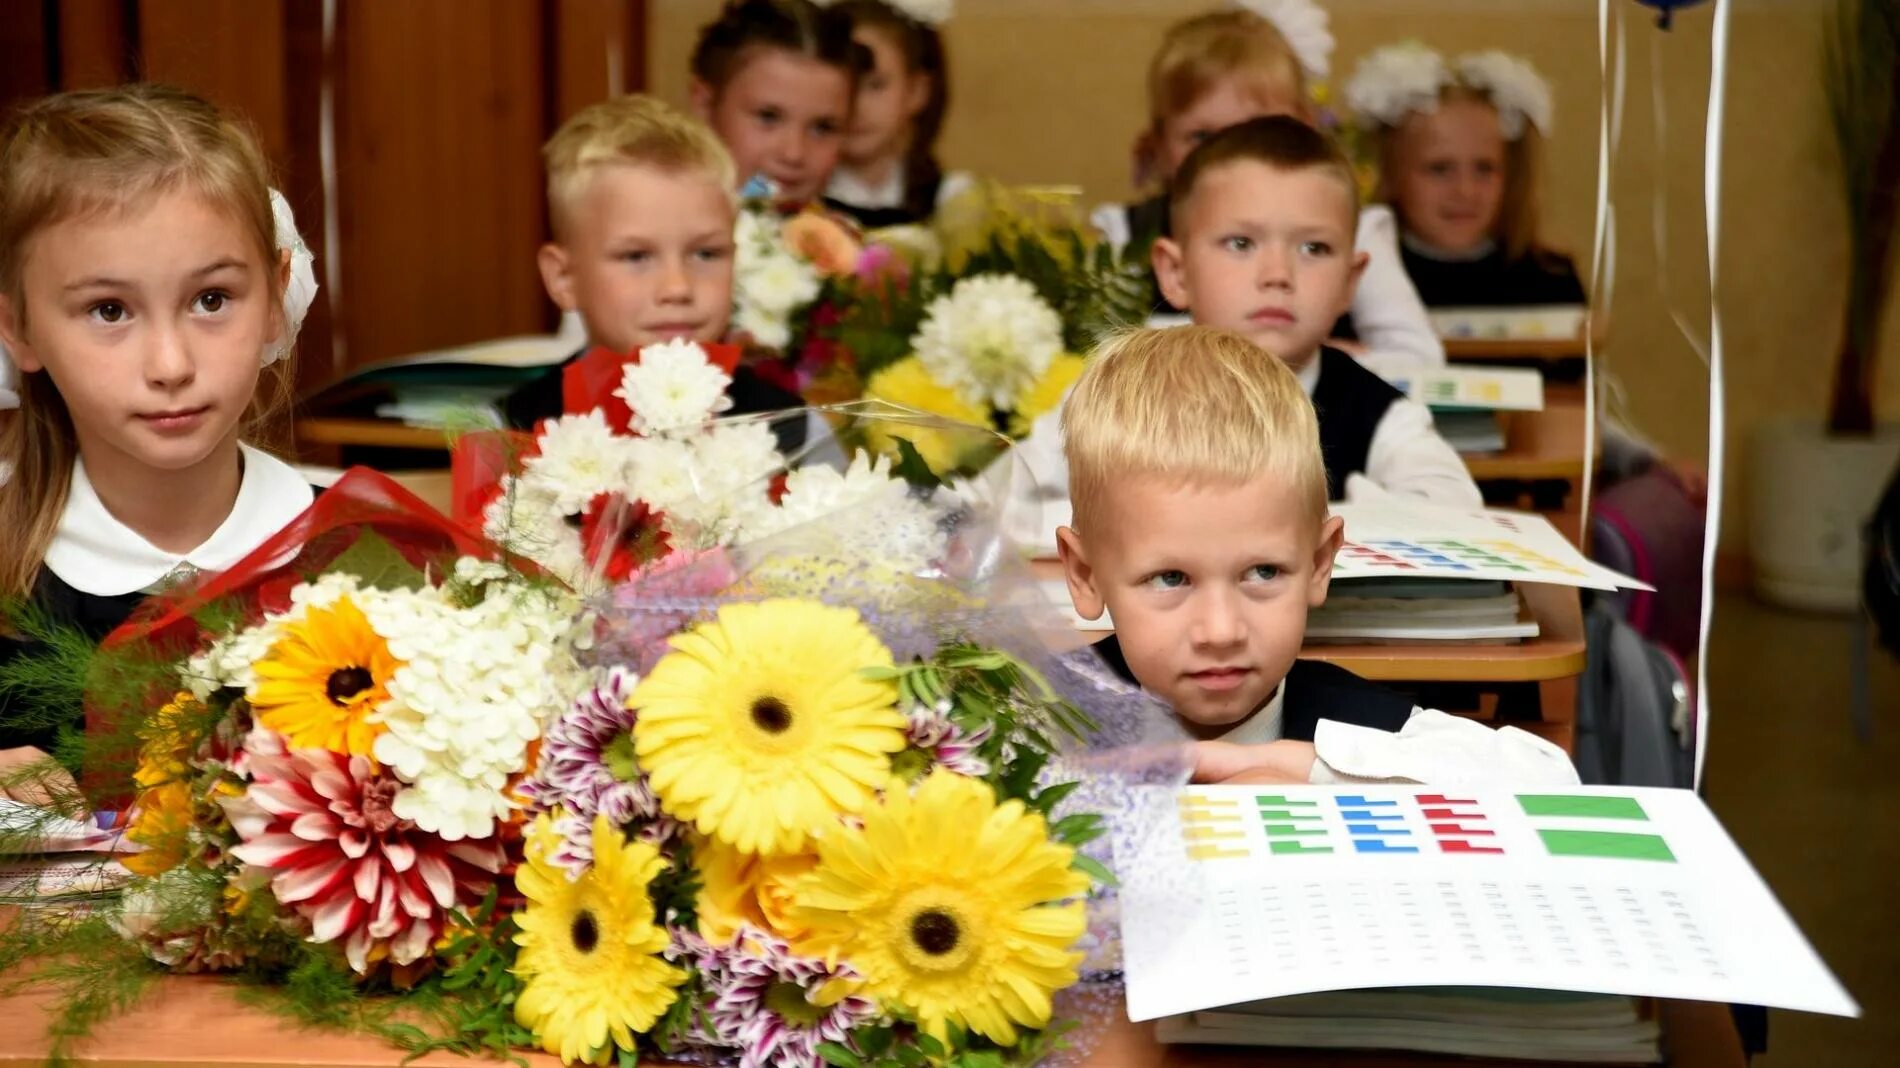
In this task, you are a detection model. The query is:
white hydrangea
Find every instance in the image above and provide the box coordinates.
[615,339,733,434]
[518,410,633,515]
[732,208,821,350]
[369,575,589,842]
[1344,41,1451,131]
[911,274,1063,411]
[1235,0,1333,80]
[1455,51,1554,140]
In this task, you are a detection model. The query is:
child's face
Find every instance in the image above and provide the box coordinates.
[1391,97,1507,253]
[1153,161,1367,371]
[0,189,283,477]
[1158,76,1304,180]
[695,48,853,205]
[845,26,930,169]
[1058,472,1343,729]
[539,164,735,355]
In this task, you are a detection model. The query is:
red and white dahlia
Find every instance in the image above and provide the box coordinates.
[222,731,505,973]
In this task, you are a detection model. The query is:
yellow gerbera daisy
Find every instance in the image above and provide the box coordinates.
[862,357,991,475]
[249,596,399,756]
[122,780,194,877]
[791,769,1089,1046]
[513,812,685,1065]
[695,837,821,951]
[1008,353,1087,438]
[631,599,906,857]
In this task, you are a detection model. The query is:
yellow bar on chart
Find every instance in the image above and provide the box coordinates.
[1183,826,1246,842]
[1186,843,1251,860]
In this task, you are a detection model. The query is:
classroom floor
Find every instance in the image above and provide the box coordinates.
[1701,594,1900,1066]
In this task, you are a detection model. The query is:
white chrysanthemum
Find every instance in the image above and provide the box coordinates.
[743,450,905,541]
[519,409,632,515]
[911,274,1063,411]
[616,339,733,434]
[1455,50,1553,140]
[1344,41,1451,130]
[732,208,821,350]
[370,574,589,841]
[1235,0,1334,79]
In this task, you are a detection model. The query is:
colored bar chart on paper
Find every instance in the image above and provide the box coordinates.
[1180,795,1251,861]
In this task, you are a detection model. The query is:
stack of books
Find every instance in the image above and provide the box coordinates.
[1305,576,1535,643]
[1387,365,1546,455]
[1156,987,1661,1063]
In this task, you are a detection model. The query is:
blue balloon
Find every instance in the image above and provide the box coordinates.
[1634,0,1710,29]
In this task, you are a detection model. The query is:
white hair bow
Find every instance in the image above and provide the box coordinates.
[1235,0,1335,81]
[0,187,318,411]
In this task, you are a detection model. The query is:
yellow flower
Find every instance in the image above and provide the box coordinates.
[696,838,821,951]
[513,812,685,1065]
[122,779,193,877]
[249,596,399,756]
[791,770,1088,1046]
[1008,353,1087,438]
[862,357,991,476]
[133,693,202,789]
[632,599,906,857]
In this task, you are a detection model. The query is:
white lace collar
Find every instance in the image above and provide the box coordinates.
[45,444,314,597]
[826,166,907,210]
[1401,230,1498,263]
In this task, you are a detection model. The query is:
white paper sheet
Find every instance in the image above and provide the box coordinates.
[1115,785,1857,1022]
[1330,501,1649,591]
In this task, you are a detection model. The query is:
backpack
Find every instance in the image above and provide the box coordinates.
[1573,601,1694,789]
[1588,465,1707,663]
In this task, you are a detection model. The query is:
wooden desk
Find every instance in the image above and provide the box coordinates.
[1462,393,1590,484]
[296,417,452,453]
[0,975,1744,1068]
[1444,337,1588,361]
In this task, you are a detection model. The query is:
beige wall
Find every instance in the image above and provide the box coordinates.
[652,0,1900,554]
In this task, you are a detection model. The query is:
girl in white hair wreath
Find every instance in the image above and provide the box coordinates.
[0,85,319,801]
[1345,42,1586,308]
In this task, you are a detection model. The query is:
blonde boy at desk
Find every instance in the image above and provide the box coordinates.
[1054,327,1574,786]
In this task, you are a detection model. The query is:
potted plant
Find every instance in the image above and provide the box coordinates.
[1750,0,1900,611]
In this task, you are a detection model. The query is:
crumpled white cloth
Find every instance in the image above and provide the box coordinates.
[0,186,317,409]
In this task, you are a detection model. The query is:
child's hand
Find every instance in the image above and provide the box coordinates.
[1192,740,1318,785]
[0,746,80,808]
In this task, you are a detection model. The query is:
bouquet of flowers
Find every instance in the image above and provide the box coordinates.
[458,338,989,593]
[820,183,1150,474]
[2,410,1134,1068]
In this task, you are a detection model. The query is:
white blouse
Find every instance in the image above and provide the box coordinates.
[46,443,314,597]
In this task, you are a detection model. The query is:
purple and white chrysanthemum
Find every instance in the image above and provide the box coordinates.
[673,923,880,1068]
[520,666,679,875]
[904,699,994,778]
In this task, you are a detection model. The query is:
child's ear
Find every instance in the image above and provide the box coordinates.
[903,72,932,121]
[688,78,716,122]
[1152,236,1192,312]
[1056,525,1107,621]
[0,294,40,373]
[1307,514,1344,608]
[537,243,578,312]
[1336,249,1370,318]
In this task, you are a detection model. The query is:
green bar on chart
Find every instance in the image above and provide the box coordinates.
[1262,824,1328,837]
[1517,794,1649,821]
[1269,841,1334,855]
[1254,795,1319,807]
[1538,829,1675,862]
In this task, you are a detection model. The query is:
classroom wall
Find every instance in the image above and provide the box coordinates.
[651,0,1900,557]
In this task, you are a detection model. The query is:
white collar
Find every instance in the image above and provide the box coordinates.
[1401,231,1498,263]
[46,443,314,597]
[1215,684,1287,745]
[825,166,906,210]
[1294,356,1322,396]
